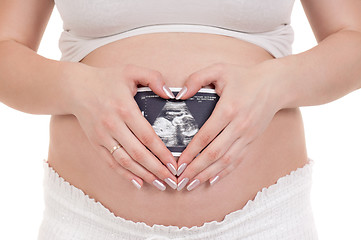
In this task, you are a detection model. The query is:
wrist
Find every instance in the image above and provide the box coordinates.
[58,61,99,115]
[255,58,296,111]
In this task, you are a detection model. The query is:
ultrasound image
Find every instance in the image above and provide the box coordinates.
[134,87,219,156]
[152,101,199,147]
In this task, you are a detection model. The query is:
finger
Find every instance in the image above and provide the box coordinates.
[177,96,232,175]
[188,114,247,170]
[123,99,178,175]
[124,64,175,99]
[175,63,226,100]
[192,142,250,190]
[110,142,176,191]
[112,120,178,189]
[96,144,144,190]
[177,124,248,191]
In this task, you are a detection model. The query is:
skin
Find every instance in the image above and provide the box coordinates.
[48,34,308,227]
[176,0,361,189]
[1,0,361,228]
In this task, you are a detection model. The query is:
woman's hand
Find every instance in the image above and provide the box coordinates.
[175,62,283,191]
[67,63,178,191]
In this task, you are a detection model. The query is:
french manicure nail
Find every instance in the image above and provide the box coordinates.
[162,85,175,99]
[131,179,141,190]
[187,179,200,191]
[175,86,187,100]
[177,163,187,176]
[177,178,189,191]
[153,179,166,191]
[209,176,220,186]
[164,178,177,190]
[167,163,177,175]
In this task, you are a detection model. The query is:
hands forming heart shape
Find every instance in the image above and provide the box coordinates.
[74,62,282,191]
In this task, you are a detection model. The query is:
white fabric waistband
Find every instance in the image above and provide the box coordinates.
[59,24,294,62]
[38,158,318,240]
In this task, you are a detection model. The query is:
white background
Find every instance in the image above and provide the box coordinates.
[1,1,360,239]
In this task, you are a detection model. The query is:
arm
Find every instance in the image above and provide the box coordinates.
[0,0,80,114]
[0,0,90,115]
[0,38,94,115]
[0,0,178,190]
[269,0,361,109]
[174,0,361,191]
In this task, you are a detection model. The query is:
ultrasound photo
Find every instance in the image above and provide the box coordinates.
[134,87,219,156]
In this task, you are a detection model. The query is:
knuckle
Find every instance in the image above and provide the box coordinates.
[123,63,136,74]
[224,165,234,175]
[101,117,115,131]
[108,160,120,170]
[236,122,247,137]
[197,132,212,146]
[234,123,246,136]
[151,70,163,81]
[115,105,131,119]
[131,150,144,161]
[94,127,107,142]
[199,171,213,182]
[213,62,227,73]
[187,71,202,84]
[242,114,252,127]
[139,132,154,146]
[221,154,233,166]
[191,73,201,83]
[222,104,238,120]
[118,156,132,169]
[235,155,244,166]
[204,155,215,164]
[206,148,221,160]
[243,127,255,141]
[235,118,251,136]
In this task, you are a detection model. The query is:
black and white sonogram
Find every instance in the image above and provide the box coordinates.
[134,87,219,156]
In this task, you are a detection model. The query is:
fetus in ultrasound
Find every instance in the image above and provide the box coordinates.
[152,101,199,147]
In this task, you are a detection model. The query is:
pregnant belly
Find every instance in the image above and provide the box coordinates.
[47,32,309,228]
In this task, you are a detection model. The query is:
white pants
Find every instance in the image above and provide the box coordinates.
[38,158,318,240]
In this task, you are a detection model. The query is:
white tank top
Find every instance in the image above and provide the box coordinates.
[54,0,296,62]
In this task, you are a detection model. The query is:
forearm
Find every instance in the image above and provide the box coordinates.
[0,39,93,115]
[267,29,361,109]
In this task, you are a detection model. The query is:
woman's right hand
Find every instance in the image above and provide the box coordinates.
[67,63,178,191]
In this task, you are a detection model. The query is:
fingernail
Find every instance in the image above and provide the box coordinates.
[131,179,141,190]
[177,163,187,176]
[175,86,187,100]
[153,179,166,191]
[164,178,177,190]
[209,175,220,186]
[187,179,200,191]
[177,178,189,191]
[163,85,175,99]
[167,163,177,175]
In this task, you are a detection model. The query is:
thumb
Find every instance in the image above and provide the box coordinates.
[175,63,224,100]
[127,64,175,99]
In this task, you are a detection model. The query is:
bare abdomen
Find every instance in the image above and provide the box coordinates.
[47,32,308,228]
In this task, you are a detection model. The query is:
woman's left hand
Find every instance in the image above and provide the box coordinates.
[175,62,284,191]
